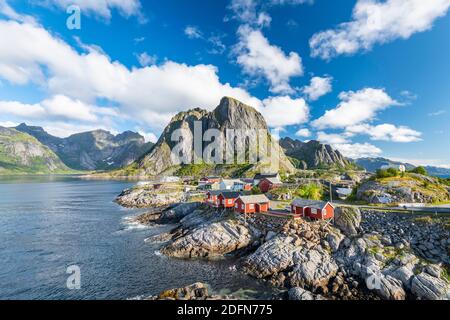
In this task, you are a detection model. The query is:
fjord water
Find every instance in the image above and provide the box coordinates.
[0,176,272,300]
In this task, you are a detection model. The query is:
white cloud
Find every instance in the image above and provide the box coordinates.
[0,95,105,122]
[428,109,446,116]
[184,26,227,55]
[334,142,383,159]
[37,0,144,21]
[312,88,399,129]
[302,76,332,101]
[260,96,309,128]
[184,25,203,39]
[310,0,450,59]
[136,52,157,67]
[235,25,303,94]
[0,19,262,131]
[295,128,311,138]
[228,0,271,27]
[228,0,312,27]
[317,131,350,144]
[0,0,37,23]
[136,129,158,143]
[346,123,422,142]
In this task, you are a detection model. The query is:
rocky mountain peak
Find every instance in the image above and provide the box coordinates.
[124,97,294,177]
[279,137,350,169]
[213,96,267,129]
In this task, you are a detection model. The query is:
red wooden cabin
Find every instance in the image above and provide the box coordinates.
[205,190,222,207]
[291,199,335,220]
[234,195,270,214]
[258,177,282,193]
[217,191,240,208]
[200,176,221,184]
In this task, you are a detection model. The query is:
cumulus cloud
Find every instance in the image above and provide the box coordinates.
[312,88,400,129]
[136,52,157,67]
[0,0,37,23]
[235,26,303,94]
[302,76,332,101]
[346,123,422,142]
[333,143,383,159]
[310,0,450,60]
[0,95,105,122]
[260,96,309,128]
[184,25,202,39]
[136,128,158,143]
[317,131,349,145]
[0,19,261,131]
[36,0,145,21]
[295,128,311,138]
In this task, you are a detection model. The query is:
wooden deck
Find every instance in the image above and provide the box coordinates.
[261,210,302,220]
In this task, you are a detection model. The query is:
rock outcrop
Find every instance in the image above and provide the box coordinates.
[115,184,184,208]
[289,247,339,289]
[356,175,450,204]
[288,287,324,300]
[161,218,261,259]
[411,272,449,300]
[244,236,298,279]
[146,282,234,300]
[334,206,361,237]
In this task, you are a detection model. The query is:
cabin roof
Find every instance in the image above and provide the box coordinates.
[254,173,278,180]
[291,199,334,210]
[219,191,241,199]
[206,190,225,196]
[237,194,270,204]
[260,177,282,185]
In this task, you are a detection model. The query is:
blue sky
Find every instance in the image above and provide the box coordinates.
[0,0,449,167]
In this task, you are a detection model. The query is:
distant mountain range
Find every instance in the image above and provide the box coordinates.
[354,157,450,178]
[1,100,448,177]
[0,127,70,174]
[279,137,350,169]
[14,124,154,171]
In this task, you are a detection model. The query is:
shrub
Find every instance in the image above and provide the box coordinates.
[410,166,428,176]
[297,183,323,200]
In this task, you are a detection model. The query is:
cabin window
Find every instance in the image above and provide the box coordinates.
[249,204,255,210]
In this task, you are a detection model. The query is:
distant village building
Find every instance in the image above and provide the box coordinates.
[219,179,241,190]
[217,191,241,209]
[290,199,335,220]
[199,176,221,185]
[258,177,282,193]
[233,180,253,192]
[205,190,224,207]
[253,173,280,186]
[235,195,270,214]
[199,181,220,190]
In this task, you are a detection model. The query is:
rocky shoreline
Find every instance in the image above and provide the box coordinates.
[124,200,449,300]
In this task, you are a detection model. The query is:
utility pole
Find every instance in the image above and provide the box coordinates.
[329,181,333,203]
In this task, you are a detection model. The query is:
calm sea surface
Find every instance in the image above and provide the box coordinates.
[0,176,274,300]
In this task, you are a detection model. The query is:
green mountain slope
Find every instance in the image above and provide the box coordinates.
[0,127,73,175]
